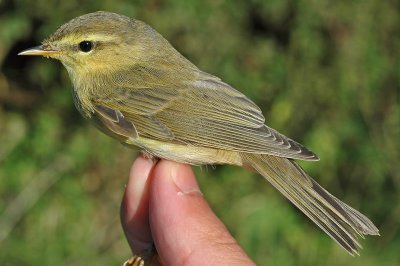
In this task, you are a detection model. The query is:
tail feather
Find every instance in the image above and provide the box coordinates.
[241,153,379,255]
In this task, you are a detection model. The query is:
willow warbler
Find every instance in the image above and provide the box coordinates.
[19,11,379,255]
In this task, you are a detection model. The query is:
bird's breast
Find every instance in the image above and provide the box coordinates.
[71,87,95,119]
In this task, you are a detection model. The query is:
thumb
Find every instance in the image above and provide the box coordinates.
[149,160,255,266]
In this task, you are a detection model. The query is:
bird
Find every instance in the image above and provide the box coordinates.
[19,11,379,256]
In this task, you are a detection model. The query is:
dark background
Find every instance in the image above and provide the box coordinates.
[0,0,399,265]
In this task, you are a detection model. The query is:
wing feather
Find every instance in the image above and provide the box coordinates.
[93,68,318,160]
[156,110,316,159]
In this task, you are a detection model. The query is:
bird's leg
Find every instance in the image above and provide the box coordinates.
[140,150,160,164]
[123,245,161,266]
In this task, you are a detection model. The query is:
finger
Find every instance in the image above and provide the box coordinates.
[120,155,156,258]
[149,160,255,266]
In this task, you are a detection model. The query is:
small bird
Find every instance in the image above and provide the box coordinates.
[19,11,379,255]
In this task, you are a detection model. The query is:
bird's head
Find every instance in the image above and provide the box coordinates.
[19,11,162,77]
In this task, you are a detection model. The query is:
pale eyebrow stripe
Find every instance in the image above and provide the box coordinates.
[62,33,116,43]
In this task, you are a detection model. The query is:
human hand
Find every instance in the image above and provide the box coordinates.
[120,156,255,266]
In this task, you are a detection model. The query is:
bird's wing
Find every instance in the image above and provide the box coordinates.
[93,69,318,161]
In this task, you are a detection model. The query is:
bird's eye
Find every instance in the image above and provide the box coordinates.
[78,41,93,52]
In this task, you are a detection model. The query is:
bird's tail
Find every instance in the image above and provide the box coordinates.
[241,153,379,255]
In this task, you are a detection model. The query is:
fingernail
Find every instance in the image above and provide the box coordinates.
[170,162,203,196]
[125,156,154,219]
[121,156,155,257]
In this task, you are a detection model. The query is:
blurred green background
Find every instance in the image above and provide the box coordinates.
[1,0,399,265]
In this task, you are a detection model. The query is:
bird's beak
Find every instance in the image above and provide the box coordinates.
[18,45,60,57]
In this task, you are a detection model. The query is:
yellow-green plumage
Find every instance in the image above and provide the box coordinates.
[19,11,379,255]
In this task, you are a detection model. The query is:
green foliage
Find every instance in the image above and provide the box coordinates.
[1,0,399,265]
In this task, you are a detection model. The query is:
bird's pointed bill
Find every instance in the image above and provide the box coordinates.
[18,45,59,56]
